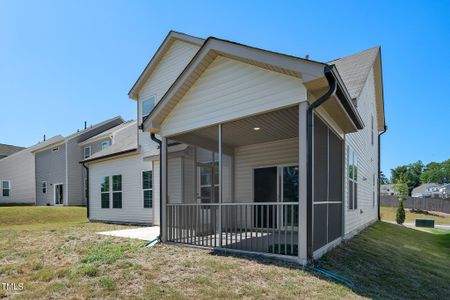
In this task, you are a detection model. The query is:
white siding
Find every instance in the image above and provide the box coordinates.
[167,157,183,203]
[89,154,156,224]
[234,138,299,203]
[0,149,35,204]
[137,40,200,154]
[161,56,307,136]
[344,68,379,235]
[152,161,160,225]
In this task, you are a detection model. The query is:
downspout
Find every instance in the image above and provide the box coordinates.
[377,126,387,220]
[82,163,89,219]
[150,133,162,240]
[306,65,337,263]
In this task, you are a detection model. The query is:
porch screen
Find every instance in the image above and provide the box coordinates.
[313,115,343,251]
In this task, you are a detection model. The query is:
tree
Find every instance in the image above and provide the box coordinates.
[395,183,408,225]
[420,159,450,184]
[390,161,424,195]
[379,171,390,184]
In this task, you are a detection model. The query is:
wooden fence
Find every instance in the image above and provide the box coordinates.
[381,195,450,214]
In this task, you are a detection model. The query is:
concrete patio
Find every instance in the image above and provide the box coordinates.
[97,226,160,241]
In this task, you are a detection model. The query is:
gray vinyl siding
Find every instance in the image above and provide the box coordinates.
[0,149,36,204]
[35,144,66,206]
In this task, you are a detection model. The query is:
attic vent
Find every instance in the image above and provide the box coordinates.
[305,54,310,60]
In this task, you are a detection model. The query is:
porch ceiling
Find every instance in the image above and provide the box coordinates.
[171,107,299,149]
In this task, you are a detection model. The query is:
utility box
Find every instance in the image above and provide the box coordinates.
[415,219,435,228]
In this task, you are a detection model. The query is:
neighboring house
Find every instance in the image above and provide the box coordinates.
[438,184,450,198]
[0,136,64,205]
[81,120,160,225]
[411,183,440,198]
[126,31,385,264]
[380,184,397,196]
[0,143,25,160]
[34,116,124,206]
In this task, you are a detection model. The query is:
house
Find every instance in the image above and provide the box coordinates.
[380,184,397,196]
[34,116,124,206]
[0,143,25,160]
[411,183,440,198]
[0,136,64,205]
[81,120,161,225]
[438,184,450,198]
[125,31,385,264]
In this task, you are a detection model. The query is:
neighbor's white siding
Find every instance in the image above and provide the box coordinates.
[161,56,307,136]
[234,138,299,203]
[89,155,155,224]
[344,68,379,235]
[137,40,200,153]
[0,149,35,204]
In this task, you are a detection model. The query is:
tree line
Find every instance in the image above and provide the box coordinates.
[380,158,450,195]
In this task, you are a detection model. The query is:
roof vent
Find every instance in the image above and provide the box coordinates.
[305,54,310,60]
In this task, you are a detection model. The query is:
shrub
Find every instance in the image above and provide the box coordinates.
[396,198,406,224]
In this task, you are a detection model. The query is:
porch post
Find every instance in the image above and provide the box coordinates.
[298,102,308,264]
[218,124,222,248]
[161,136,168,242]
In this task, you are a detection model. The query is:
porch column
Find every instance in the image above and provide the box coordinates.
[161,136,168,242]
[298,102,308,264]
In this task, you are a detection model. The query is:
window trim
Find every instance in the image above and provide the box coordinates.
[100,176,110,209]
[140,95,156,123]
[347,146,358,210]
[1,180,11,197]
[42,181,47,194]
[112,174,122,209]
[142,170,153,209]
[101,140,111,150]
[84,146,92,159]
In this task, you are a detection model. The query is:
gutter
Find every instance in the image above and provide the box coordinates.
[306,65,337,263]
[377,126,387,220]
[80,148,138,164]
[82,163,90,219]
[150,133,163,240]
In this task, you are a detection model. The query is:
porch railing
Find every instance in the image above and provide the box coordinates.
[166,202,299,256]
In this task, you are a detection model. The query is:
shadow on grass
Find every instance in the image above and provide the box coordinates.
[320,221,450,300]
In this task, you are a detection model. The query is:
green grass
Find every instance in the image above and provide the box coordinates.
[0,206,87,227]
[320,222,450,300]
[381,206,450,225]
[1,206,449,299]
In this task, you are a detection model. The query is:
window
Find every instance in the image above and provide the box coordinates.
[141,96,156,121]
[112,175,122,208]
[84,146,91,159]
[52,147,59,152]
[371,115,374,146]
[42,181,47,194]
[143,171,153,208]
[2,181,10,197]
[100,176,110,208]
[347,146,358,210]
[198,160,219,203]
[101,141,111,150]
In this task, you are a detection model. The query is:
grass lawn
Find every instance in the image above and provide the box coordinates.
[0,207,449,299]
[380,206,450,225]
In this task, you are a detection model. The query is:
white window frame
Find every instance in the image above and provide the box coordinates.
[347,146,358,210]
[100,176,110,209]
[42,181,47,194]
[2,180,11,197]
[142,170,153,208]
[84,146,91,159]
[140,95,156,123]
[101,141,111,150]
[112,175,122,209]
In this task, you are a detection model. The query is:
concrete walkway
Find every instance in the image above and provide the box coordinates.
[97,226,160,241]
[386,221,450,231]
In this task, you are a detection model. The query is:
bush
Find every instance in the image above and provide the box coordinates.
[396,198,406,224]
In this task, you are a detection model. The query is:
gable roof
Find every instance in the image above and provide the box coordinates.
[128,31,204,100]
[79,120,135,146]
[329,46,380,99]
[0,143,25,158]
[81,121,138,164]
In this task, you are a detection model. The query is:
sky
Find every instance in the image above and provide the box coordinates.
[0,0,449,177]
